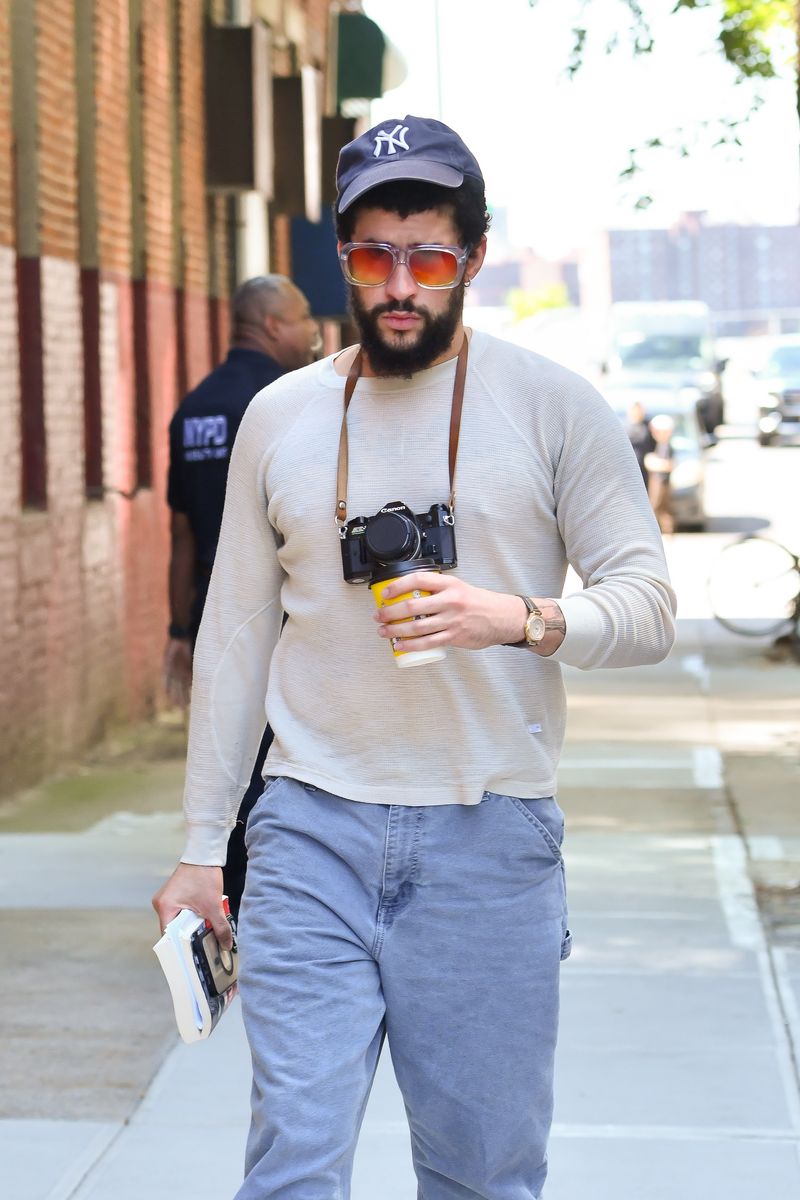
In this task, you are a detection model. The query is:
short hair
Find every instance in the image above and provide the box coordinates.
[335,178,491,250]
[231,275,296,337]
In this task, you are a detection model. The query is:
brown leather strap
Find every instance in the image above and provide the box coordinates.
[335,335,469,527]
[448,333,469,513]
[336,349,363,527]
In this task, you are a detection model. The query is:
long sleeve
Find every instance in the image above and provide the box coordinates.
[549,385,677,670]
[170,337,678,829]
[180,398,285,865]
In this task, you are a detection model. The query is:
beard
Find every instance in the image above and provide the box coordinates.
[348,286,464,379]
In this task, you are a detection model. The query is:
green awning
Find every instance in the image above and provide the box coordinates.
[336,12,386,102]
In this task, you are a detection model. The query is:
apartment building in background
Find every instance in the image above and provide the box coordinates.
[580,212,800,335]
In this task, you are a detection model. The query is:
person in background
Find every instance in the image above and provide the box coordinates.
[625,399,656,489]
[645,412,676,535]
[164,274,319,918]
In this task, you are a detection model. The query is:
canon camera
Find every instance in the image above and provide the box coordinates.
[340,500,457,585]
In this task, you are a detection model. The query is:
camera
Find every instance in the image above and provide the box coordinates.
[340,500,457,584]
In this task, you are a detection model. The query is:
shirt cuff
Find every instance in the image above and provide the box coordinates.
[180,821,235,867]
[548,594,607,669]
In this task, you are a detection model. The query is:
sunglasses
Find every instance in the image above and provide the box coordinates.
[339,243,470,290]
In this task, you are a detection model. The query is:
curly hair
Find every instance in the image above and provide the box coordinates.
[335,177,491,250]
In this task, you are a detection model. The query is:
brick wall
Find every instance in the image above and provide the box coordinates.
[0,0,335,793]
[306,0,331,53]
[40,256,86,750]
[140,0,173,285]
[95,1,132,276]
[176,0,212,387]
[0,0,13,248]
[0,245,22,756]
[206,0,231,357]
[37,0,79,262]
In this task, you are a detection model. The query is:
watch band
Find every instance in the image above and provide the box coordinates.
[523,599,547,647]
[506,595,544,648]
[509,596,566,651]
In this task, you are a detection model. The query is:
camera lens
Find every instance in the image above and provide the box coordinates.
[364,510,421,563]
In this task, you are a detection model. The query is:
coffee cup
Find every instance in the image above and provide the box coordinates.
[369,559,447,669]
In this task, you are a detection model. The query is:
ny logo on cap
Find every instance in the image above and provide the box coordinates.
[373,124,409,158]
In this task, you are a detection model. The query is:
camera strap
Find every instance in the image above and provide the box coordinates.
[335,331,469,531]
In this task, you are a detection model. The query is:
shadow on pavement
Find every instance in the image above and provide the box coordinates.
[704,515,771,534]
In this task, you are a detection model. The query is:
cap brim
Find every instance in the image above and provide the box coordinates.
[337,160,464,213]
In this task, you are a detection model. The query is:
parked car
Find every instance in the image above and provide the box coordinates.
[600,381,708,531]
[751,338,800,446]
[602,301,726,435]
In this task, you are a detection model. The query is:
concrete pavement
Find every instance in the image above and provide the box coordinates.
[2,607,800,1198]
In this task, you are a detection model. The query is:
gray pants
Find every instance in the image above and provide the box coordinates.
[237,777,571,1199]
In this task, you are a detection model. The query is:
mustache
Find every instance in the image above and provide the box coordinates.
[372,300,427,317]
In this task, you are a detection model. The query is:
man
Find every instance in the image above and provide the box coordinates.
[163,274,318,916]
[154,115,676,1199]
[645,412,677,535]
[625,398,656,489]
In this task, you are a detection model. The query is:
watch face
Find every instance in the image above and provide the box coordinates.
[525,614,546,644]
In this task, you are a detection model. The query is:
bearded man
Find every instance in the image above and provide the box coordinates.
[154,115,676,1200]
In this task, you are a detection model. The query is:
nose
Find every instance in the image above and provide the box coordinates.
[385,258,417,303]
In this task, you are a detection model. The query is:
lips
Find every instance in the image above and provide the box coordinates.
[382,312,421,332]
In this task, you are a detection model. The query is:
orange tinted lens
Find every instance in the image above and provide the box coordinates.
[347,245,394,285]
[408,248,459,287]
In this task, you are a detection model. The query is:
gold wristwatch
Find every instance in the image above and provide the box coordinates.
[518,595,546,647]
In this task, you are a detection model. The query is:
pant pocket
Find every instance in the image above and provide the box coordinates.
[505,795,564,863]
[510,796,572,962]
[244,776,285,850]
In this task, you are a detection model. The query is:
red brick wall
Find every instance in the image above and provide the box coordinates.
[0,0,334,793]
[177,2,207,297]
[176,0,211,388]
[95,1,132,276]
[306,0,331,55]
[140,0,173,285]
[0,0,14,248]
[120,0,177,721]
[0,245,22,765]
[37,0,79,261]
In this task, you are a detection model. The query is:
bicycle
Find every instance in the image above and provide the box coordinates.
[707,535,800,657]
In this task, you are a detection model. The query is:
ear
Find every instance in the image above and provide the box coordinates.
[465,235,487,284]
[263,313,281,343]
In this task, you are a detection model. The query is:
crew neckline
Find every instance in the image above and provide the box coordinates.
[318,327,487,391]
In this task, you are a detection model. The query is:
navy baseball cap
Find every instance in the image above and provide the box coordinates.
[335,115,484,214]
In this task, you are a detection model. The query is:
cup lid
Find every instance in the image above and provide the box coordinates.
[369,557,439,585]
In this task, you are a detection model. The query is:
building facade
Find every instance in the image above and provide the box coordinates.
[1,0,387,792]
[581,213,800,335]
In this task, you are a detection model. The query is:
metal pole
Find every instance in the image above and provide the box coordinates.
[433,0,444,119]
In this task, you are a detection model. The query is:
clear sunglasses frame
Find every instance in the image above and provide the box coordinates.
[338,242,471,290]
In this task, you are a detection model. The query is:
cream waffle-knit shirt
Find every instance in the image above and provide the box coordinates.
[181,330,676,865]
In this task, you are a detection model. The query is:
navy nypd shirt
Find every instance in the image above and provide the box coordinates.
[167,348,284,569]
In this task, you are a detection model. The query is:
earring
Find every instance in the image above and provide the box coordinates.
[464,278,471,288]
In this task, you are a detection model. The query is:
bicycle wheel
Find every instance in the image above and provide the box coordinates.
[708,536,800,637]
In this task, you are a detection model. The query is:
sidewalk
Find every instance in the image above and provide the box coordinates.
[2,616,800,1199]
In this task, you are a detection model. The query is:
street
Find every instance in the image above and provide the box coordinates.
[3,3,799,1196]
[2,431,799,1199]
